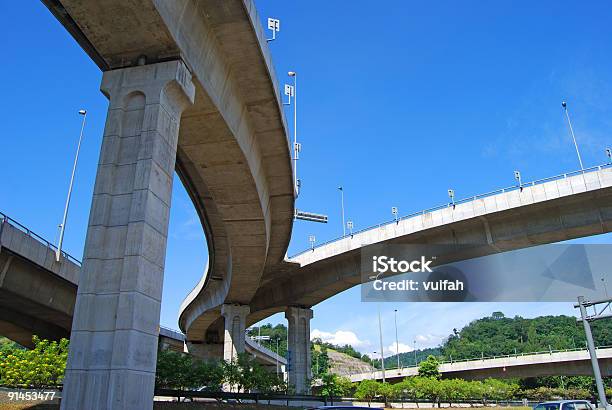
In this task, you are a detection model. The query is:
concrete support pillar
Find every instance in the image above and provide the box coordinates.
[221,304,250,362]
[186,342,223,361]
[285,306,313,394]
[61,60,195,410]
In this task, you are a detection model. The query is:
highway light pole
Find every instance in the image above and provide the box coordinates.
[576,296,611,410]
[394,309,400,369]
[562,101,584,171]
[338,186,345,236]
[276,337,280,376]
[288,71,300,195]
[56,109,87,262]
[378,306,386,382]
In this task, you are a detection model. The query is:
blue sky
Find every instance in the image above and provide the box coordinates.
[1,1,612,357]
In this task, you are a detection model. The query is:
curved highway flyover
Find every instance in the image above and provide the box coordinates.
[182,165,612,394]
[26,0,612,406]
[246,166,612,317]
[42,0,295,408]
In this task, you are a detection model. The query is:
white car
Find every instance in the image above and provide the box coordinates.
[534,400,594,410]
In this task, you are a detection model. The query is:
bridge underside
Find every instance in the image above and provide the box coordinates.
[370,358,612,383]
[443,358,612,380]
[0,236,77,347]
[353,349,612,383]
[254,174,612,314]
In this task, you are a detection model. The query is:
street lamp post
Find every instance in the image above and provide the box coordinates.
[338,186,345,236]
[309,235,316,250]
[413,340,417,366]
[378,307,386,382]
[392,207,399,223]
[276,338,280,376]
[394,309,400,370]
[562,101,584,170]
[288,71,299,195]
[56,109,87,262]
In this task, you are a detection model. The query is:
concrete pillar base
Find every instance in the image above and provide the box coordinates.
[286,306,313,394]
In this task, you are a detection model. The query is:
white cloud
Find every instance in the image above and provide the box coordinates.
[311,329,366,347]
[385,342,413,356]
[415,334,444,347]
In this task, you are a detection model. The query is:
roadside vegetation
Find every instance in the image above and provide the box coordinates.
[3,311,612,402]
[0,336,67,388]
[156,350,286,394]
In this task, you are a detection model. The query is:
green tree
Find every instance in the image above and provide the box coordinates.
[222,353,285,393]
[418,355,440,379]
[438,379,471,405]
[379,382,399,405]
[482,378,518,401]
[393,378,417,406]
[414,376,441,405]
[0,336,68,387]
[320,373,352,402]
[312,344,330,377]
[247,324,288,357]
[155,350,223,392]
[355,379,382,406]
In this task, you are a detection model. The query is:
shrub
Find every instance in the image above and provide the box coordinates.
[417,355,440,379]
[355,379,382,404]
[0,336,68,388]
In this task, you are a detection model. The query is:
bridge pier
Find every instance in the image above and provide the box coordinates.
[61,60,195,410]
[187,341,223,360]
[285,306,313,394]
[221,304,250,361]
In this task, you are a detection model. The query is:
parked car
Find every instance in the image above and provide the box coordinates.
[534,400,594,410]
[307,407,373,410]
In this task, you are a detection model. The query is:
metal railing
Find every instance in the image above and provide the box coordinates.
[0,211,81,266]
[362,344,612,375]
[290,163,612,258]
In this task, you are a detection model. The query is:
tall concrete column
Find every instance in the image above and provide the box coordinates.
[285,306,313,394]
[221,304,250,362]
[186,342,223,361]
[61,60,195,410]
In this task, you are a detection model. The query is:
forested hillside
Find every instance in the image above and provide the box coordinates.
[441,312,612,360]
[249,312,612,376]
[384,312,612,368]
[382,347,442,369]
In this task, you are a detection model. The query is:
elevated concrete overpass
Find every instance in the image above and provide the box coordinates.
[178,165,612,394]
[0,213,80,347]
[41,0,297,407]
[0,212,286,368]
[349,347,612,382]
[33,0,612,406]
[247,166,612,315]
